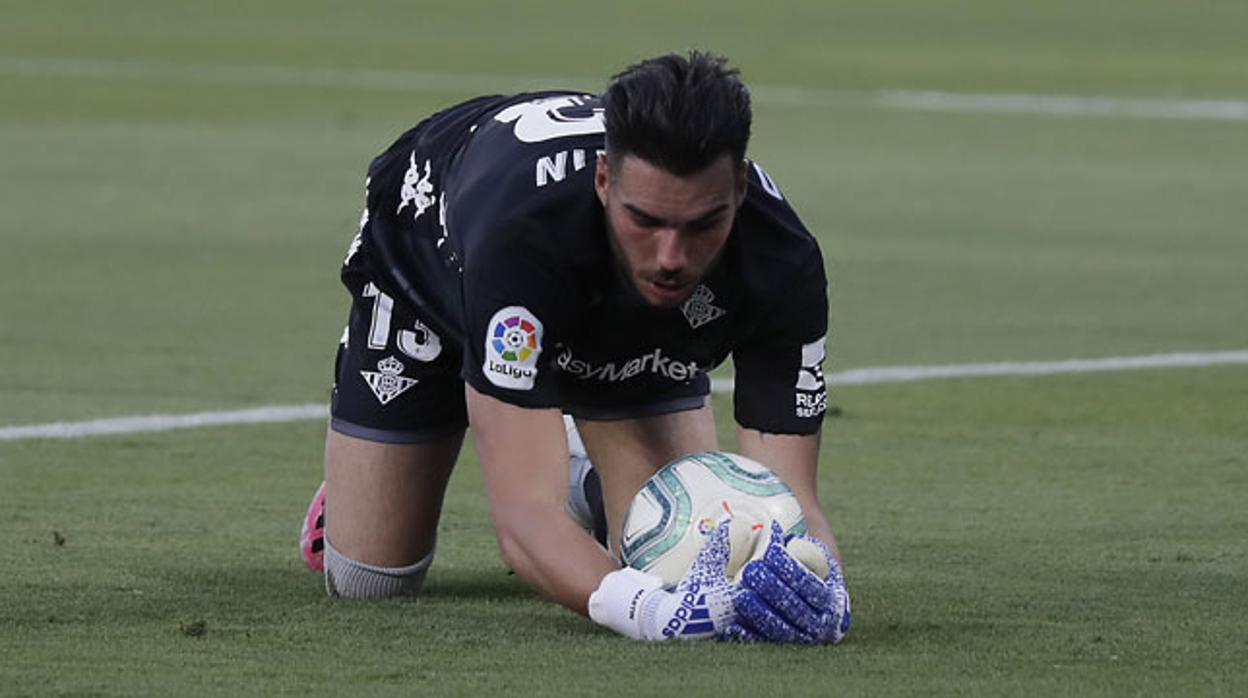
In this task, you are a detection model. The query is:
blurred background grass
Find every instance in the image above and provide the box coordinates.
[2,1,1245,424]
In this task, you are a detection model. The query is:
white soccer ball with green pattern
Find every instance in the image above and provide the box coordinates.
[619,451,806,588]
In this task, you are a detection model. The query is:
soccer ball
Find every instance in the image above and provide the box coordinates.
[619,451,806,588]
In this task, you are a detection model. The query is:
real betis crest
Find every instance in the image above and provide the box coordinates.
[360,356,418,405]
[680,285,726,329]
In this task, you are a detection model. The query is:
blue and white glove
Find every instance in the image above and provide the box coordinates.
[589,519,739,641]
[723,521,851,645]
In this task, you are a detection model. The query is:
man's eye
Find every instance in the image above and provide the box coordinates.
[686,218,720,233]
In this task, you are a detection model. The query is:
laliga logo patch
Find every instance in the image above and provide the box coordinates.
[360,356,418,406]
[491,316,539,363]
[483,306,543,390]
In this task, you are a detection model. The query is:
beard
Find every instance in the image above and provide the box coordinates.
[604,218,725,310]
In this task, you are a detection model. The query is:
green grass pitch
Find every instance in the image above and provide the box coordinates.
[2,1,1247,695]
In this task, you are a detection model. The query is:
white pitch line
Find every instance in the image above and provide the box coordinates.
[3,55,1248,122]
[3,350,1246,442]
[869,90,1248,122]
[0,404,329,442]
[711,350,1248,392]
[827,349,1248,385]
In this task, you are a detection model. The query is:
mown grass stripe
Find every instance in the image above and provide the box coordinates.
[3,55,1247,122]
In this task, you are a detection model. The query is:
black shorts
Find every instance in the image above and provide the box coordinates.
[329,251,713,444]
[329,266,469,444]
[328,270,707,443]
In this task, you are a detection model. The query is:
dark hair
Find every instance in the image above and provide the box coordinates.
[603,50,752,176]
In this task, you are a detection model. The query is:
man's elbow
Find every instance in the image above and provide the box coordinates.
[493,522,527,574]
[489,501,548,577]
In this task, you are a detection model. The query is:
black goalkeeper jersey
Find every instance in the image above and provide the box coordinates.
[352,92,829,435]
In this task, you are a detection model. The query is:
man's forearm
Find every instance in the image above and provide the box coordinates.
[736,426,841,563]
[468,386,619,614]
[491,500,619,615]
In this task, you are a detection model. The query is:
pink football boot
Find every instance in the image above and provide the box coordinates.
[299,482,326,573]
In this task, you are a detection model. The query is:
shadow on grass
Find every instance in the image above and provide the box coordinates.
[421,568,537,601]
[149,561,538,607]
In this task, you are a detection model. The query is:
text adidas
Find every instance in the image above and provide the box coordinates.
[661,580,704,639]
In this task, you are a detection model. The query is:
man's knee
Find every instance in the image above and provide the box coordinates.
[324,537,435,599]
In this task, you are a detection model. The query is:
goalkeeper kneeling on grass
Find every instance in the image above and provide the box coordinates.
[296,49,850,644]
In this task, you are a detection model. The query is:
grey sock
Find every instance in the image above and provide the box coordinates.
[324,537,434,599]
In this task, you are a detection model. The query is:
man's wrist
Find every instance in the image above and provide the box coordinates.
[587,567,666,641]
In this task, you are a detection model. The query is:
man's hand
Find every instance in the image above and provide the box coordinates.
[589,519,740,641]
[724,521,851,644]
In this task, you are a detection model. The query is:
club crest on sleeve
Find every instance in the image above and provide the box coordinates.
[680,285,726,329]
[397,151,437,221]
[360,355,418,405]
[483,306,543,390]
[795,335,827,418]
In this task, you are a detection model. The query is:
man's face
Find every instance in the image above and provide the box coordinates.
[595,153,747,308]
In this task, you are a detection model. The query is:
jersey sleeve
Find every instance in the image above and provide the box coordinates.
[459,216,575,409]
[446,92,609,410]
[731,221,830,436]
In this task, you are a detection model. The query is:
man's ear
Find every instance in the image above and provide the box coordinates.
[594,152,610,206]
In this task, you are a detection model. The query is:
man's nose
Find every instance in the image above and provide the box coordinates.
[655,228,687,273]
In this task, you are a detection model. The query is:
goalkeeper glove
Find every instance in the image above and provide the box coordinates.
[724,521,851,645]
[589,519,739,641]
